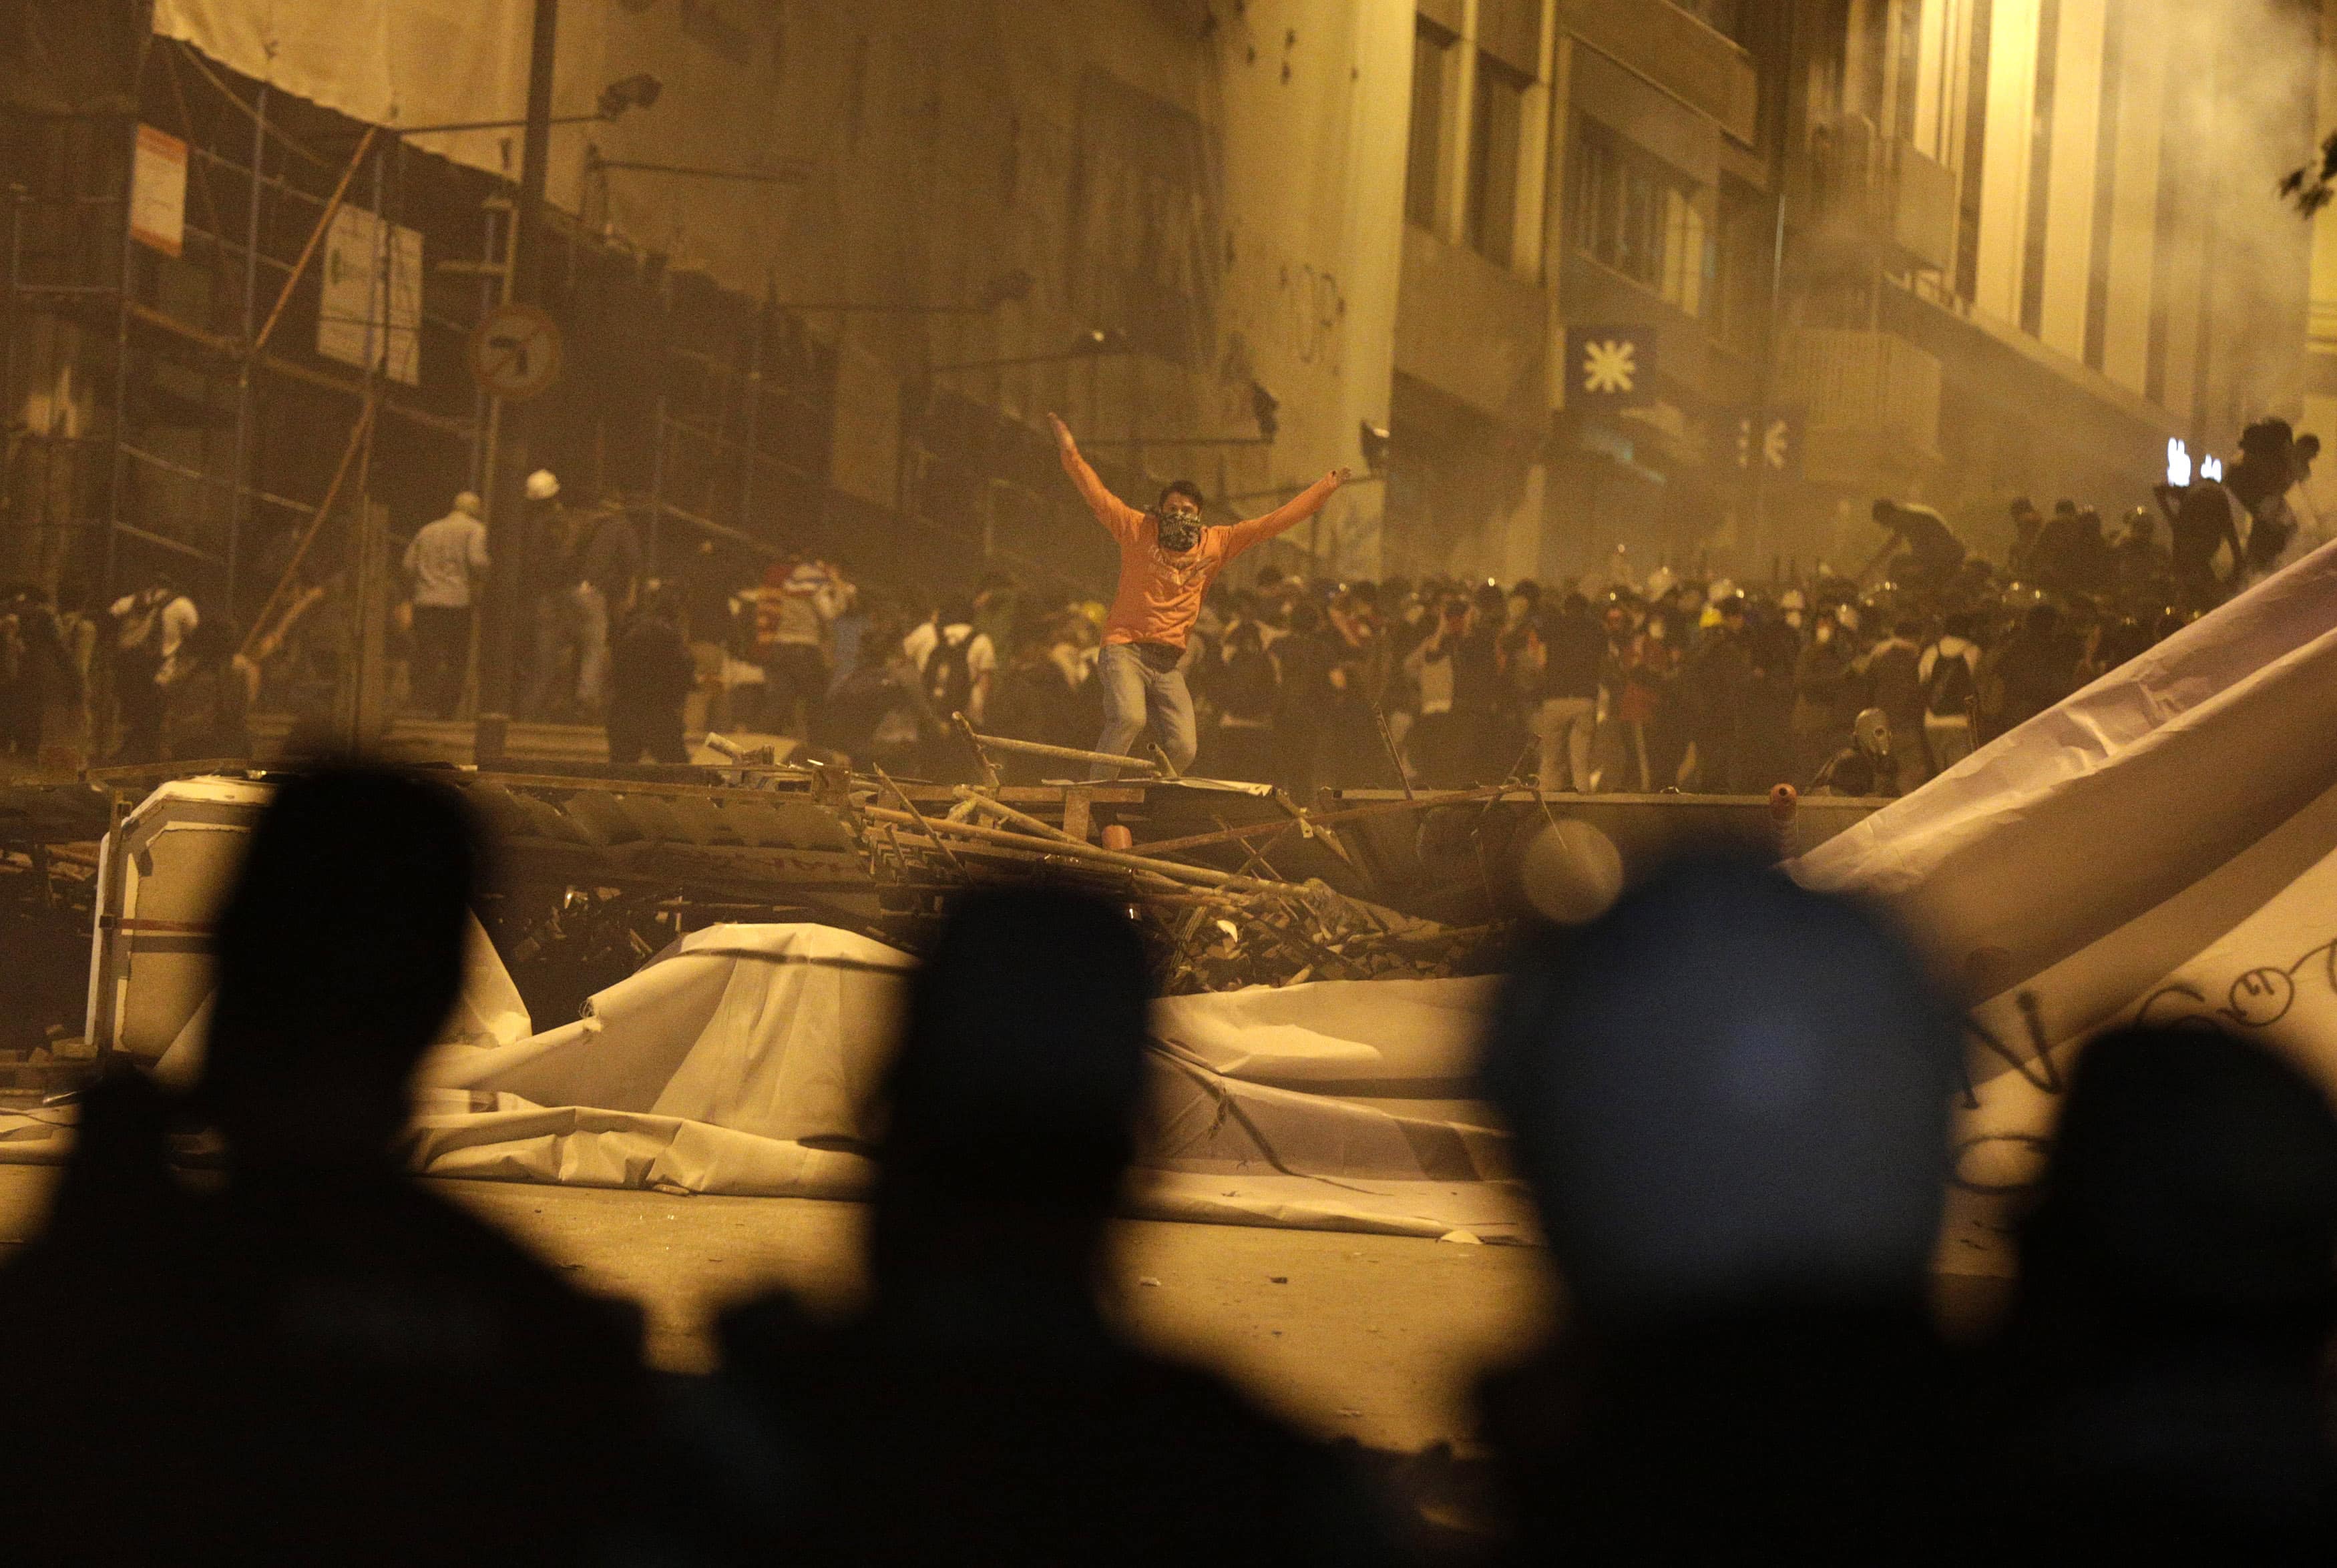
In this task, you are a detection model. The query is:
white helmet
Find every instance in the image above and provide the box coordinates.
[525,469,561,502]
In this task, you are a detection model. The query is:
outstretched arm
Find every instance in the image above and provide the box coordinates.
[1050,413,1144,543]
[1222,468,1351,557]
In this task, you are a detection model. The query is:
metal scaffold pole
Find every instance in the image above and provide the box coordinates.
[224,76,269,619]
[101,99,143,614]
[476,0,560,767]
[3,185,22,537]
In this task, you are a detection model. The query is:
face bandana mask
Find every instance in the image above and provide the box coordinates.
[1154,502,1203,553]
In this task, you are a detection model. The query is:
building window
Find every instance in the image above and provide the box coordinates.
[1466,53,1530,267]
[1954,0,1992,303]
[1570,119,1712,318]
[2019,0,2061,338]
[1715,176,1769,354]
[1406,18,1457,230]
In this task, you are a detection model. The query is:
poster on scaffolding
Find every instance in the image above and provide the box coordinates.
[128,125,187,258]
[318,205,423,386]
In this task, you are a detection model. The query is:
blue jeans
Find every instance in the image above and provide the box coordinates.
[1093,641,1197,778]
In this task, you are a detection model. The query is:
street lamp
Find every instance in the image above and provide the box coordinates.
[586,146,811,184]
[379,73,666,138]
[1076,378,1283,451]
[931,327,1130,375]
[768,268,1035,316]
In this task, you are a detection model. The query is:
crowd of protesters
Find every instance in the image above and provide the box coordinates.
[628,413,2322,800]
[7,762,2336,1563]
[1,416,2316,788]
[570,411,2322,795]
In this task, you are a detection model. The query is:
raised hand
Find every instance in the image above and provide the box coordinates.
[1048,413,1077,457]
[1325,467,1353,491]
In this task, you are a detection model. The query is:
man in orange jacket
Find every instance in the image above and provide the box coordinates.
[1050,413,1346,779]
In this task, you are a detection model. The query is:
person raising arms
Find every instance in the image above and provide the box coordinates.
[1050,413,1347,778]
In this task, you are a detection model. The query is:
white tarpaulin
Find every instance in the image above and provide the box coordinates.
[413,924,1529,1242]
[1797,538,2337,1196]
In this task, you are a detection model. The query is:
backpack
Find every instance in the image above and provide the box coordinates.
[1215,643,1277,722]
[116,592,164,655]
[2246,499,2296,570]
[921,629,977,723]
[1924,647,1974,719]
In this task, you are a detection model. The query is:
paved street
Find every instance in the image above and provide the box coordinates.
[0,1163,2016,1455]
[0,1163,1558,1454]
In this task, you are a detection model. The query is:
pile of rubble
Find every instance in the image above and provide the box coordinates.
[852,768,1502,993]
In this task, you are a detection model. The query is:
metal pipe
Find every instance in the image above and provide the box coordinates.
[250,124,379,361]
[646,275,669,577]
[224,77,268,622]
[958,726,1160,776]
[101,110,140,616]
[738,283,767,540]
[932,344,1132,375]
[345,144,387,748]
[238,401,376,662]
[3,186,23,451]
[863,806,1279,896]
[476,0,560,767]
[1746,0,1799,576]
[952,786,1090,846]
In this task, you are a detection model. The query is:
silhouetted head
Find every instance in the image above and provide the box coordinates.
[2022,1025,2337,1332]
[869,884,1151,1294]
[200,767,481,1173]
[1483,859,1958,1330]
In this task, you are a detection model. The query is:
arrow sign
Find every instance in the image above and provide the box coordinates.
[467,302,564,403]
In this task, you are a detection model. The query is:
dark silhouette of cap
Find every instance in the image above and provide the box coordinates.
[1484,859,1959,1324]
[873,884,1151,1241]
[200,766,482,1166]
[2027,1025,2337,1318]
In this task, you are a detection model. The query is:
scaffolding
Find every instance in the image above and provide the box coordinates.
[3,27,1156,764]
[1,36,505,742]
[0,36,859,749]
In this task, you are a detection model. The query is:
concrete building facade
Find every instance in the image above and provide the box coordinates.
[3,0,1416,605]
[1379,0,2322,589]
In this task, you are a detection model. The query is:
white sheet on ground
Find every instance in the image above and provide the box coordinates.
[413,924,1529,1241]
[153,914,527,1090]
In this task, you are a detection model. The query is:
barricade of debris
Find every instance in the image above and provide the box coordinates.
[850,726,1506,993]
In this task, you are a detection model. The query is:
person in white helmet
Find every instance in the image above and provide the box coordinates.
[401,491,489,718]
[518,471,583,720]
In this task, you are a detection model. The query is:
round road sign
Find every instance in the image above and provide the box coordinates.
[467,302,564,403]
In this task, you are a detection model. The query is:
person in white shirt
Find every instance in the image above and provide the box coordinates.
[108,576,198,762]
[1916,615,1983,776]
[901,603,998,726]
[402,491,491,718]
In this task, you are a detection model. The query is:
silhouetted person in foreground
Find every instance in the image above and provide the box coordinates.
[1991,1026,2337,1565]
[4,766,651,1565]
[197,766,652,1565]
[718,884,1395,1566]
[1476,859,1969,1565]
[0,1065,232,1563]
